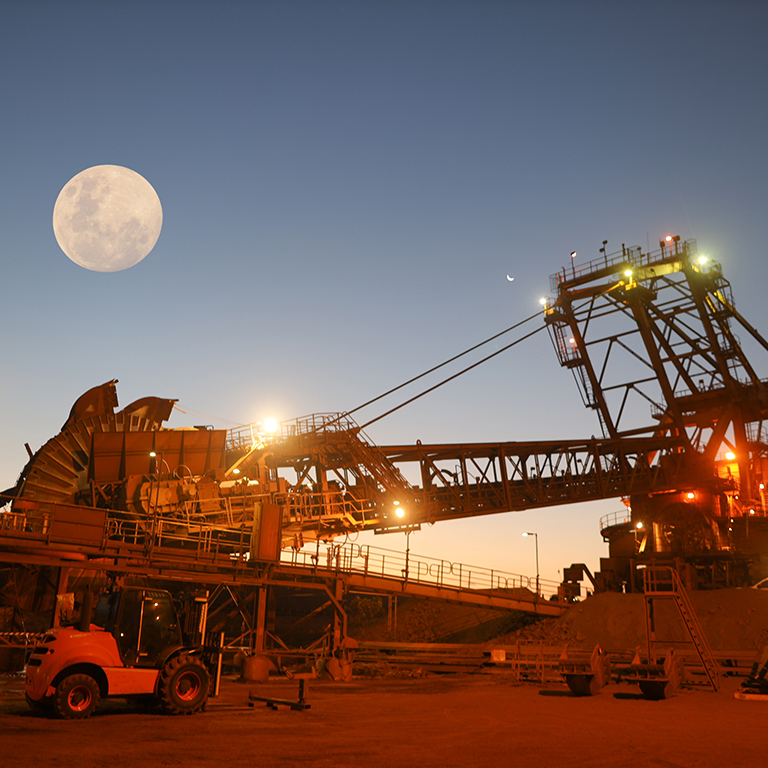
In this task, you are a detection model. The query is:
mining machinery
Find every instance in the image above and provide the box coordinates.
[2,237,767,597]
[543,237,768,589]
[25,585,213,718]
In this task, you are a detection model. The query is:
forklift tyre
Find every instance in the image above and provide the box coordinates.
[53,673,101,719]
[159,653,209,715]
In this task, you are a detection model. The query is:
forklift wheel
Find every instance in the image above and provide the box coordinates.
[53,673,101,719]
[159,654,209,715]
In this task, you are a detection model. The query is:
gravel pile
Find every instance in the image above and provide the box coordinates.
[504,588,768,652]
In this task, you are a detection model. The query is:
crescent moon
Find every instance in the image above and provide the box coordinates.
[506,275,515,282]
[53,165,163,272]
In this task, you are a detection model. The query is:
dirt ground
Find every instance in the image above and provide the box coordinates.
[3,589,767,766]
[0,670,764,768]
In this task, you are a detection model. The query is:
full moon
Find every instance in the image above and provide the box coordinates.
[53,165,163,272]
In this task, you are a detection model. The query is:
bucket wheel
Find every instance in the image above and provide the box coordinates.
[658,502,716,555]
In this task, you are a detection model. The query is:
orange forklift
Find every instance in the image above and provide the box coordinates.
[25,586,214,719]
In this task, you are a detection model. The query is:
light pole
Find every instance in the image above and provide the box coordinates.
[522,531,539,597]
[149,450,169,476]
[394,501,411,581]
[148,451,168,552]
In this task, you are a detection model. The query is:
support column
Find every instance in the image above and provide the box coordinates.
[53,567,71,628]
[252,585,269,655]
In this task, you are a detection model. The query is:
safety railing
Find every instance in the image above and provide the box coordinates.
[227,412,359,451]
[599,509,632,532]
[0,496,568,601]
[549,239,698,292]
[280,541,564,601]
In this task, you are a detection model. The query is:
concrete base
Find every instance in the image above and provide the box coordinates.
[240,654,270,683]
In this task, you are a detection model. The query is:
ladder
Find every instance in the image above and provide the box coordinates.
[642,566,720,691]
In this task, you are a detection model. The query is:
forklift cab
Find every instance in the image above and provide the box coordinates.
[93,588,182,667]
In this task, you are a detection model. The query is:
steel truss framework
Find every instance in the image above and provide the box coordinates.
[543,239,768,507]
[376,436,693,525]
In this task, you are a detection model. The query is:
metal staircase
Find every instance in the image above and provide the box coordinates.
[338,428,414,500]
[642,566,720,691]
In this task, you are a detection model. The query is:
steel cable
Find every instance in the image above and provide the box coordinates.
[353,311,547,429]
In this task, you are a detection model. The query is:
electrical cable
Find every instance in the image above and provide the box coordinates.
[172,404,244,426]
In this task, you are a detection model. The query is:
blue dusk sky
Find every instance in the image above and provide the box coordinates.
[2,0,767,584]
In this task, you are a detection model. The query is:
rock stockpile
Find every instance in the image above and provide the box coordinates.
[355,588,768,653]
[554,588,768,652]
